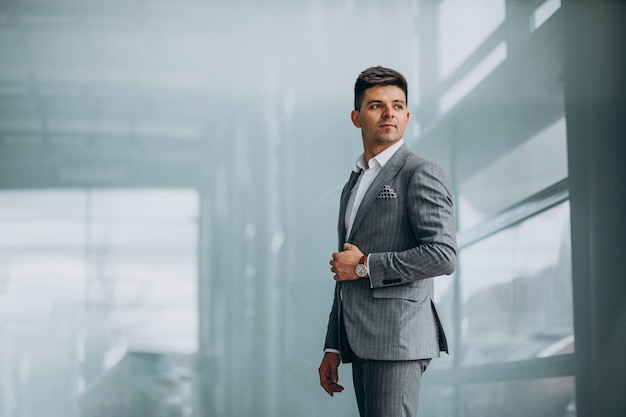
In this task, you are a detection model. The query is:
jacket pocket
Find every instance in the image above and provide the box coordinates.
[371,284,425,302]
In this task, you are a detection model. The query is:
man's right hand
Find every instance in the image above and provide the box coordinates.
[318,351,344,396]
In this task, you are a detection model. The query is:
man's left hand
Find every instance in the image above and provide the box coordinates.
[330,243,365,281]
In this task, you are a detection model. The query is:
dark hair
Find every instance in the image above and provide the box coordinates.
[354,66,408,111]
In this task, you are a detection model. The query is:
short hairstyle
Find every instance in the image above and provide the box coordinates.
[354,66,408,111]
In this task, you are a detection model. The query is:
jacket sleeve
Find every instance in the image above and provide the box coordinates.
[368,160,457,288]
[323,283,340,350]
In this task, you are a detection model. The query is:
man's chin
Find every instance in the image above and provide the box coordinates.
[374,136,401,145]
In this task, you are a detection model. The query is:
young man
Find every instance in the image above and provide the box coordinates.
[319,66,457,417]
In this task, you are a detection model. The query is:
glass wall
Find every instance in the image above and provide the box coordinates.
[0,190,197,417]
[460,202,572,366]
[415,0,574,416]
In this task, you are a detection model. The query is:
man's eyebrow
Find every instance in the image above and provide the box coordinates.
[367,98,404,104]
[365,99,406,105]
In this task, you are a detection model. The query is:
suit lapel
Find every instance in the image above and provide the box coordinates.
[338,169,362,246]
[348,145,408,240]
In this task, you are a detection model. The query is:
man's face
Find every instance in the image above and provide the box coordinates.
[351,85,410,149]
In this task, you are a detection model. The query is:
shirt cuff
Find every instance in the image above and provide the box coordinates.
[366,254,373,288]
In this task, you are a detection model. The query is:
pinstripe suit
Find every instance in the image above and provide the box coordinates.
[325,145,456,362]
[324,143,456,364]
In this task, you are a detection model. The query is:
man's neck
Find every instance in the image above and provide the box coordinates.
[362,140,402,168]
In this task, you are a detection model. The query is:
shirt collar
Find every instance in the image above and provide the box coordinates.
[356,139,404,171]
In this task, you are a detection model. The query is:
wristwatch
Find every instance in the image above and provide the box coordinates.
[355,255,369,278]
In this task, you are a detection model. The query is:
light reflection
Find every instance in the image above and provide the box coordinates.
[440,41,507,113]
[438,0,506,81]
[533,0,562,31]
[459,202,573,365]
[458,118,568,230]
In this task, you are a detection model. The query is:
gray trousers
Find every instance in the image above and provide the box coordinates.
[351,356,430,417]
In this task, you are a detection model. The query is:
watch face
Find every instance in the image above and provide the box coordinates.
[355,264,367,278]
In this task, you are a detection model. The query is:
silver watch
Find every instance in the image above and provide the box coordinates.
[355,255,368,278]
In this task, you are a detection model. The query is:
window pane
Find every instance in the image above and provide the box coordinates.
[458,118,568,230]
[463,376,575,417]
[439,0,506,81]
[0,189,197,417]
[420,376,575,417]
[533,0,561,31]
[459,201,573,366]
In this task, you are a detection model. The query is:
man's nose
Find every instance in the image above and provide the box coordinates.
[382,104,395,118]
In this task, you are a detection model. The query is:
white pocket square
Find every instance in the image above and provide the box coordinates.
[377,185,398,199]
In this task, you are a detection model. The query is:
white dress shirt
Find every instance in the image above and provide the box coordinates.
[345,139,404,240]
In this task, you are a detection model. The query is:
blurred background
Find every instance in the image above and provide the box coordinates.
[0,0,624,416]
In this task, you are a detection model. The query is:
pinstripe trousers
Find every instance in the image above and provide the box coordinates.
[351,356,430,417]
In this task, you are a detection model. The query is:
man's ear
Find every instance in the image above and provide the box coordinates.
[351,110,361,128]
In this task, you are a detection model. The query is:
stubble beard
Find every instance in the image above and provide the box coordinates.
[373,130,401,146]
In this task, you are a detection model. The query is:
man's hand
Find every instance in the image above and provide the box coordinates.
[319,352,344,396]
[330,243,365,281]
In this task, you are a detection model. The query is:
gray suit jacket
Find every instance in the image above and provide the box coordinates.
[324,144,457,363]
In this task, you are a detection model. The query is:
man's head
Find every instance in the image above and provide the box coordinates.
[351,67,411,158]
[354,66,408,111]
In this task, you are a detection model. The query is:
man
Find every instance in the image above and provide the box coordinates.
[318,66,457,417]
